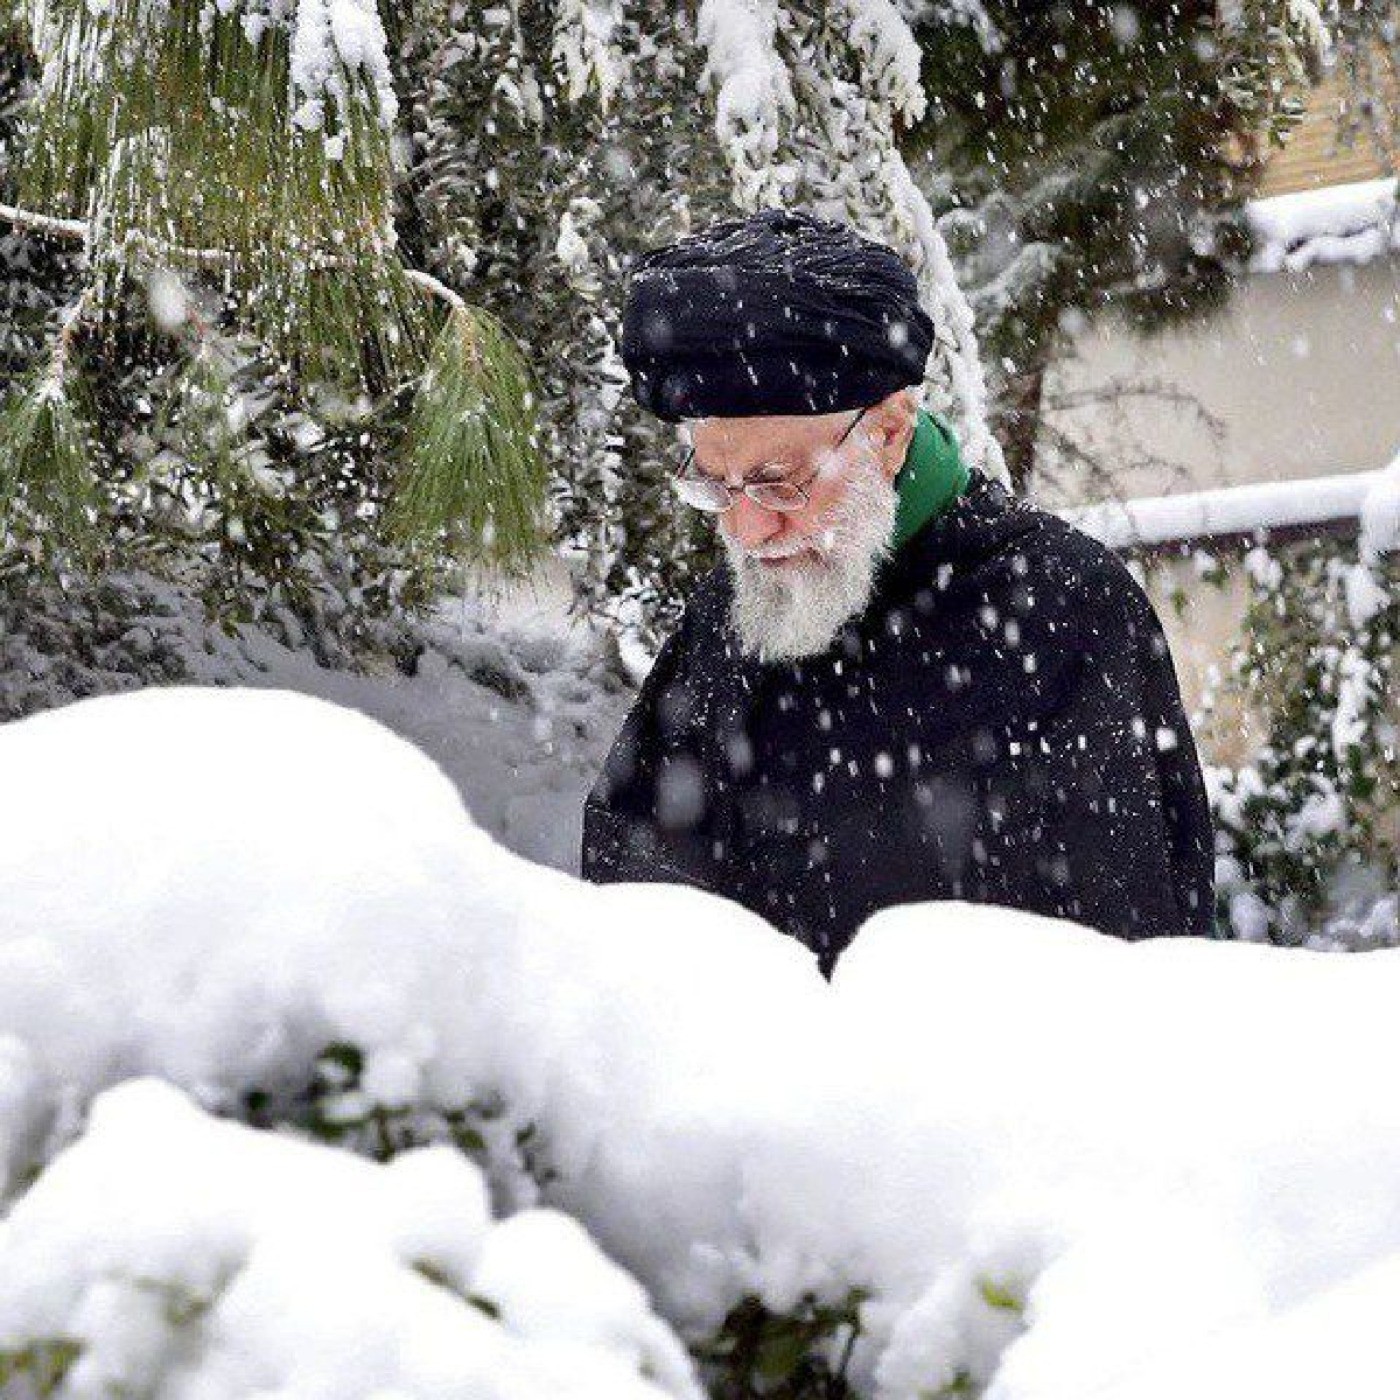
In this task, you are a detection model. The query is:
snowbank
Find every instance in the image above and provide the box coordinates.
[1359,448,1400,561]
[0,685,827,1328]
[1247,175,1400,273]
[5,687,1400,1397]
[0,1078,698,1399]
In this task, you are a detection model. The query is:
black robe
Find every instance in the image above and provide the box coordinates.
[581,471,1217,974]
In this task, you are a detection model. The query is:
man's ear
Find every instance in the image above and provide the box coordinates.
[864,388,918,482]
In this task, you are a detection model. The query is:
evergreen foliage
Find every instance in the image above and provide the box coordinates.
[390,300,551,578]
[1201,534,1399,942]
[904,0,1335,487]
[3,0,1349,643]
[398,0,1007,644]
[0,353,99,565]
[0,0,551,636]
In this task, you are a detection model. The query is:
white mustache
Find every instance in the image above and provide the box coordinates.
[745,527,842,562]
[748,543,816,561]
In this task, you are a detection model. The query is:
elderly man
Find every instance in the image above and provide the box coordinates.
[581,209,1216,974]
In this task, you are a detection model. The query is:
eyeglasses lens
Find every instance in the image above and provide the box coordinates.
[670,475,731,512]
[747,481,806,511]
[670,474,809,513]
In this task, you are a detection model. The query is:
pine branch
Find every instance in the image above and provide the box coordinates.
[387,303,550,580]
[0,289,100,561]
[0,198,474,315]
[0,200,85,242]
[0,198,548,578]
[45,286,91,390]
[14,0,419,394]
[404,267,468,314]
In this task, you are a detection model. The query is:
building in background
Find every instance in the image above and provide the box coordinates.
[1036,73,1399,728]
[1040,63,1399,504]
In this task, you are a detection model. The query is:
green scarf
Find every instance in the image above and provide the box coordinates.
[890,406,970,552]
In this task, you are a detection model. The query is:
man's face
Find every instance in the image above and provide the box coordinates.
[685,394,913,663]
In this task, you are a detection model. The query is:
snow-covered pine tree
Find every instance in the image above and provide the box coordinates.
[400,0,724,643]
[0,0,550,625]
[2,0,1355,651]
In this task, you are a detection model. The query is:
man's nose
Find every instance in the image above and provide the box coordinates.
[724,493,787,551]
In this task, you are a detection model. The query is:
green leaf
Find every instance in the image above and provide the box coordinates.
[976,1277,1023,1313]
[453,1124,487,1155]
[923,1371,976,1398]
[754,1325,811,1384]
[315,1042,365,1087]
[0,1339,83,1396]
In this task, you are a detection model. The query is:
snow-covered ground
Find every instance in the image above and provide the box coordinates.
[5,685,1400,1398]
[0,568,633,875]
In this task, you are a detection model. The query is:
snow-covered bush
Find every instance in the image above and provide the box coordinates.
[1199,459,1400,942]
[9,685,1400,1398]
[0,1078,699,1399]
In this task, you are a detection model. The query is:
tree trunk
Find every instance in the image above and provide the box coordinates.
[996,357,1047,494]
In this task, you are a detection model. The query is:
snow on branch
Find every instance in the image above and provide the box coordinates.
[838,0,927,122]
[888,152,1006,482]
[1218,0,1335,59]
[0,200,85,242]
[696,0,799,204]
[891,0,1000,52]
[289,0,400,133]
[1065,464,1398,551]
[1286,0,1335,62]
[551,0,627,112]
[1247,176,1400,273]
[0,197,472,315]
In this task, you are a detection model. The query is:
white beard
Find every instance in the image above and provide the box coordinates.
[721,452,899,664]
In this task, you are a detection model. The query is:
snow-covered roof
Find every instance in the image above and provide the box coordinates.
[1247,176,1400,274]
[1064,462,1400,553]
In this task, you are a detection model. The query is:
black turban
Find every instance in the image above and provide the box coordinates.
[619,208,934,421]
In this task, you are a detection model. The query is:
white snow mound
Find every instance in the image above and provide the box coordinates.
[0,1077,700,1399]
[4,686,1400,1399]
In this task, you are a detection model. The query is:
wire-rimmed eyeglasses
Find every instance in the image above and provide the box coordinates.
[669,405,869,514]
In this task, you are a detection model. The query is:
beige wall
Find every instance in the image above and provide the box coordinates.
[1037,249,1400,769]
[1134,557,1259,767]
[1035,257,1400,508]
[1034,54,1399,507]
